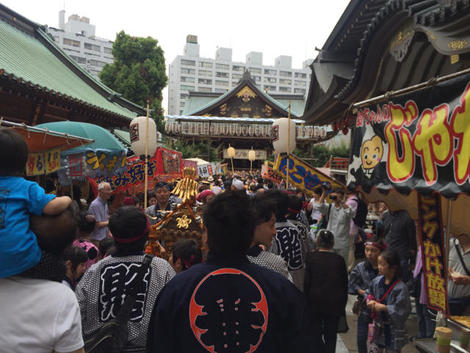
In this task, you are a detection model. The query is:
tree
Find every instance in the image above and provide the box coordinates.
[100,31,167,131]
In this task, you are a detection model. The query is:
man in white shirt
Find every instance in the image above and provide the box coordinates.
[0,206,84,353]
[317,187,356,264]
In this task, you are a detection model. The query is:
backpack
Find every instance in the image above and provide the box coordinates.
[84,255,152,353]
[353,197,368,228]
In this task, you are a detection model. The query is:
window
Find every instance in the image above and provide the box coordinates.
[264,69,277,76]
[232,65,245,72]
[104,47,113,55]
[63,38,80,47]
[294,72,307,79]
[198,78,212,85]
[198,87,212,92]
[70,55,86,64]
[264,85,276,92]
[181,59,196,66]
[279,79,292,85]
[84,42,101,51]
[231,74,242,80]
[263,77,277,83]
[294,88,306,94]
[215,80,228,87]
[280,71,292,78]
[252,75,261,82]
[216,63,230,70]
[198,70,212,77]
[215,88,226,93]
[180,93,189,99]
[88,59,106,67]
[216,72,229,78]
[198,61,213,68]
[279,86,291,92]
[180,68,195,75]
[180,101,186,108]
[181,76,195,83]
[180,85,195,91]
[248,67,261,74]
[294,80,306,86]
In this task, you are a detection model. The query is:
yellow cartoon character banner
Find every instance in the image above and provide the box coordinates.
[274,153,344,196]
[348,72,470,199]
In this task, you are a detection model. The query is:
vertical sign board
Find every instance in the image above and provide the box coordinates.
[418,193,448,314]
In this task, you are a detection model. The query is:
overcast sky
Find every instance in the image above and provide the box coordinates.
[2,0,350,110]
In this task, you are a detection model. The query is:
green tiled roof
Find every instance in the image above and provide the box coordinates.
[0,18,140,120]
[184,75,303,118]
[276,99,306,117]
[182,95,218,115]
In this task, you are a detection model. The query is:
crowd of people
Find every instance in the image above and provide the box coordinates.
[3,128,470,353]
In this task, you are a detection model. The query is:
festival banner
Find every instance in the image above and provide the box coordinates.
[95,147,183,191]
[96,156,157,193]
[348,72,470,199]
[26,148,61,176]
[262,161,283,184]
[58,150,127,185]
[273,153,344,195]
[418,193,448,314]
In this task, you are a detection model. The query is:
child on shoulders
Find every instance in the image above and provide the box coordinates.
[0,129,71,278]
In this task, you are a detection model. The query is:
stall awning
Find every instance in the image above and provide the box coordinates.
[0,119,93,152]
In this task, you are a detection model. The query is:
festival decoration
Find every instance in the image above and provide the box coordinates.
[171,167,199,204]
[274,153,344,195]
[248,148,256,173]
[227,145,236,174]
[271,118,296,153]
[129,115,158,158]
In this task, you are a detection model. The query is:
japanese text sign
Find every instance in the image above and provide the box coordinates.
[348,73,470,198]
[418,193,447,314]
[26,148,61,176]
[274,153,344,195]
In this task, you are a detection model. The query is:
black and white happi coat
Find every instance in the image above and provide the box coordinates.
[75,254,175,352]
[269,221,305,291]
[246,245,292,282]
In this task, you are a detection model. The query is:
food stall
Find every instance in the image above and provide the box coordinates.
[346,70,470,352]
[0,119,93,178]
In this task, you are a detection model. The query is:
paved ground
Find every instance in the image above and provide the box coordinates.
[338,294,419,353]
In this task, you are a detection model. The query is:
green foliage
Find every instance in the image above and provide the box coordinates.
[99,31,167,131]
[293,143,350,167]
[168,139,220,161]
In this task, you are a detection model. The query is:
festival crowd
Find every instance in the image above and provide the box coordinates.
[2,128,470,353]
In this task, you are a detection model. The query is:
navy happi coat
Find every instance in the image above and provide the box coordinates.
[147,253,312,353]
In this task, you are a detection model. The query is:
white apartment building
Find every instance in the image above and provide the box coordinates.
[168,35,313,115]
[46,10,114,78]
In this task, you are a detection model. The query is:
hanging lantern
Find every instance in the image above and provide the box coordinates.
[272,118,296,153]
[227,146,236,158]
[129,116,158,157]
[248,149,256,161]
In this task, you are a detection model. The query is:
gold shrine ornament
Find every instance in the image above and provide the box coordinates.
[236,86,256,102]
[176,214,192,229]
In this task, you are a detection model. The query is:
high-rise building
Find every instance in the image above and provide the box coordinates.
[46,10,114,78]
[168,35,313,115]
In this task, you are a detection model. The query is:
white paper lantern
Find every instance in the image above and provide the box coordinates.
[129,116,158,157]
[272,118,296,153]
[227,146,236,158]
[248,149,256,161]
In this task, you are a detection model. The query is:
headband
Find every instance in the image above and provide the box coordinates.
[287,208,300,214]
[113,219,150,244]
[364,241,386,251]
